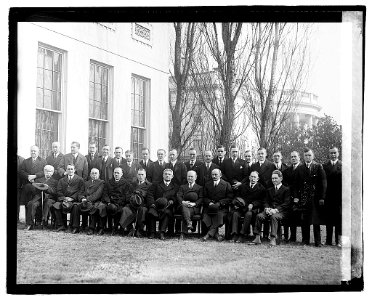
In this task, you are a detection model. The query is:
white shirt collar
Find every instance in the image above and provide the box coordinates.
[275,183,282,190]
[164,180,170,186]
[214,180,220,186]
[171,160,177,166]
[331,159,338,165]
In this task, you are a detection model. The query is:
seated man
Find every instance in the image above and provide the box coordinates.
[231,171,266,243]
[252,170,291,246]
[176,170,203,240]
[146,169,178,240]
[79,168,105,235]
[25,165,58,230]
[102,167,133,235]
[53,164,85,233]
[202,168,233,242]
[119,168,152,238]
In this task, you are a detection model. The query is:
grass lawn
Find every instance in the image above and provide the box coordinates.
[16,224,342,285]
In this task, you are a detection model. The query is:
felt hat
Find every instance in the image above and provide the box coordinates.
[130,193,143,208]
[233,197,246,208]
[207,203,219,215]
[155,197,168,210]
[184,191,198,202]
[32,182,49,191]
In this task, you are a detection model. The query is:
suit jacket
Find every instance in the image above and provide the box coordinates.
[264,185,291,216]
[102,177,133,207]
[147,161,166,184]
[85,153,100,177]
[241,161,253,185]
[203,179,233,209]
[139,159,154,174]
[17,155,25,189]
[323,160,342,210]
[57,174,85,202]
[176,183,203,208]
[58,153,88,180]
[19,156,47,186]
[98,156,114,182]
[223,157,246,184]
[131,179,152,199]
[79,178,105,203]
[112,157,127,172]
[165,160,187,187]
[239,182,266,211]
[46,152,64,180]
[146,181,179,208]
[200,162,220,186]
[212,156,228,181]
[184,160,204,186]
[282,163,302,195]
[251,159,276,188]
[122,161,141,182]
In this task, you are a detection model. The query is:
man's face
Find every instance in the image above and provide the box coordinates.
[272,174,282,186]
[211,169,221,181]
[163,170,173,182]
[249,172,259,185]
[66,165,75,176]
[114,168,123,181]
[44,168,53,179]
[30,146,39,158]
[142,149,149,160]
[304,151,314,163]
[137,170,146,182]
[291,152,300,165]
[231,148,239,159]
[90,169,99,180]
[114,148,123,159]
[189,150,196,161]
[71,143,79,155]
[52,143,60,154]
[329,148,339,161]
[217,148,225,158]
[169,150,177,162]
[257,150,266,161]
[273,153,282,163]
[157,150,165,161]
[89,145,96,155]
[125,153,133,162]
[244,152,252,163]
[102,147,110,157]
[187,171,196,184]
[204,151,213,163]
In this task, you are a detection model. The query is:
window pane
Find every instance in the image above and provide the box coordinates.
[102,85,107,103]
[53,72,61,92]
[35,109,59,159]
[95,65,101,84]
[53,52,61,72]
[37,68,43,88]
[43,89,52,110]
[37,47,44,68]
[89,82,94,100]
[36,88,43,107]
[44,70,52,90]
[103,68,108,84]
[95,83,101,102]
[45,50,53,70]
[90,63,95,82]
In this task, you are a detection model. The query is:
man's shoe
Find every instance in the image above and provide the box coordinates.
[135,230,143,238]
[187,221,193,230]
[87,229,94,235]
[302,240,310,245]
[179,233,185,240]
[148,233,155,239]
[289,238,296,243]
[111,229,117,236]
[72,228,79,234]
[25,225,33,231]
[159,232,165,240]
[201,234,210,242]
[190,226,196,233]
[262,236,269,242]
[236,236,245,243]
[315,242,322,247]
[252,235,261,245]
[97,229,104,235]
[215,234,224,242]
[325,242,333,246]
[56,226,65,232]
[270,237,277,246]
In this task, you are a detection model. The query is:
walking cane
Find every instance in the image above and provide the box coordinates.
[40,190,44,230]
[32,182,49,230]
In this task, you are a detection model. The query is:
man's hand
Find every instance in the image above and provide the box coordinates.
[188,202,196,208]
[150,204,156,208]
[293,198,299,203]
[209,202,214,206]
[81,198,87,203]
[168,200,173,206]
[65,197,74,202]
[248,204,253,211]
[234,205,239,210]
[28,175,36,182]
[232,182,242,190]
[319,199,325,206]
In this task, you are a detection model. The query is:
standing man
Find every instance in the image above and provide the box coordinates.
[224,145,246,191]
[202,168,233,242]
[293,148,327,247]
[251,147,276,188]
[99,145,114,183]
[122,150,140,182]
[323,147,342,246]
[58,141,88,180]
[139,147,154,174]
[184,148,204,186]
[176,170,203,239]
[201,150,219,186]
[147,149,167,184]
[112,146,127,171]
[146,169,178,240]
[85,142,100,177]
[272,151,288,173]
[252,170,291,246]
[53,164,85,233]
[46,141,64,181]
[241,150,254,185]
[212,145,227,176]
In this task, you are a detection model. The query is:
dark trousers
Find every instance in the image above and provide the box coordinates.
[119,206,147,231]
[180,204,199,234]
[106,204,123,230]
[254,212,284,239]
[302,224,321,245]
[25,198,42,225]
[43,198,56,224]
[147,208,172,234]
[326,224,341,244]
[53,203,80,228]
[203,209,228,237]
[228,209,244,235]
[239,210,258,236]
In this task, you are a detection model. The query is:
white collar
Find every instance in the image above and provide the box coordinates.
[214,180,220,186]
[331,159,338,165]
[275,183,282,190]
[164,180,171,186]
[188,182,194,188]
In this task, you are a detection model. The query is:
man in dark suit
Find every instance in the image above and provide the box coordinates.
[98,145,114,183]
[252,170,291,246]
[323,147,342,246]
[119,168,152,238]
[25,165,58,230]
[224,145,246,192]
[241,150,253,185]
[251,147,276,188]
[112,146,127,171]
[212,145,228,178]
[282,151,302,242]
[201,150,219,186]
[293,148,327,247]
[176,170,203,239]
[147,149,167,184]
[79,168,105,235]
[19,145,47,215]
[85,142,100,178]
[202,168,233,242]
[139,147,154,174]
[232,171,266,243]
[58,141,88,180]
[122,150,140,182]
[184,148,204,186]
[272,151,289,174]
[102,167,133,235]
[46,141,64,181]
[17,154,25,223]
[53,164,85,233]
[146,169,179,240]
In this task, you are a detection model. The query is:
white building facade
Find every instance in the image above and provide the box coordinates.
[17,22,170,161]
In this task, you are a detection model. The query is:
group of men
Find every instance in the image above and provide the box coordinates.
[17,142,342,247]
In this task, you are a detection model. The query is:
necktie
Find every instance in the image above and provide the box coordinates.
[251,184,254,189]
[117,159,120,164]
[68,176,72,183]
[73,155,77,165]
[144,161,146,168]
[128,162,131,167]
[189,184,192,189]
[92,180,94,184]
[190,161,194,168]
[219,158,222,165]
[214,182,218,187]
[32,159,36,166]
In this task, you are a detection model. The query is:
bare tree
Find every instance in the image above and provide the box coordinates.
[241,23,312,153]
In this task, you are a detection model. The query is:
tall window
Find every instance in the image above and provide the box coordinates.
[89,61,110,153]
[36,45,63,159]
[131,75,149,162]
